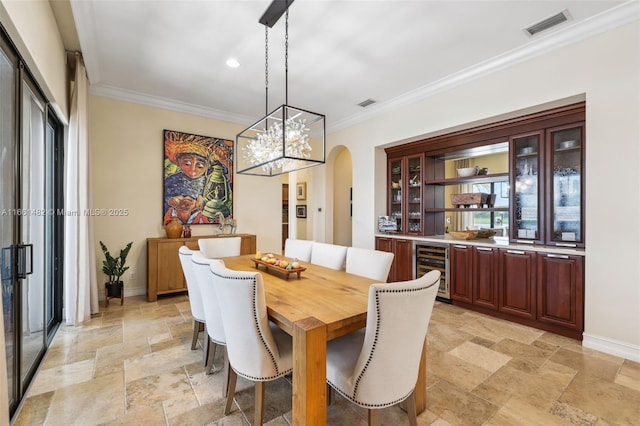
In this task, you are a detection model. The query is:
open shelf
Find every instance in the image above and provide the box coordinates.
[425,207,509,213]
[424,172,509,186]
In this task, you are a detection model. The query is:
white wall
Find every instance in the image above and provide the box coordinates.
[326,21,640,360]
[333,148,352,246]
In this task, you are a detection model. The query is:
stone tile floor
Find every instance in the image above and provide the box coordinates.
[13,294,640,425]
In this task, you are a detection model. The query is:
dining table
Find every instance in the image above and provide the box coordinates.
[221,254,428,426]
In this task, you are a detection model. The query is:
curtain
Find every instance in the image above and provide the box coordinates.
[64,55,98,325]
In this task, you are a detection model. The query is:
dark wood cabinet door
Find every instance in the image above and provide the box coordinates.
[450,244,473,303]
[375,237,413,282]
[537,253,584,331]
[393,239,414,282]
[473,247,498,309]
[499,249,537,320]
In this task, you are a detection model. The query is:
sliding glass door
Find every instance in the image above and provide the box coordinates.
[0,31,64,418]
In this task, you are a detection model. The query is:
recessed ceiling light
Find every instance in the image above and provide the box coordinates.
[226,58,240,68]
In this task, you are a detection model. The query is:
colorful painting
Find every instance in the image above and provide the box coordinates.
[163,129,233,225]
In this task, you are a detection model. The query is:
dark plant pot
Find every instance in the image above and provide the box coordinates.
[106,281,123,298]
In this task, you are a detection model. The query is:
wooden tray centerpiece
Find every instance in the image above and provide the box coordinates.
[251,253,306,280]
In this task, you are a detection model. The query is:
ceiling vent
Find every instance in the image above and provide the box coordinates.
[357,98,376,108]
[524,10,569,37]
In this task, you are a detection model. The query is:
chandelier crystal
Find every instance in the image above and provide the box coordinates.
[236,1,325,177]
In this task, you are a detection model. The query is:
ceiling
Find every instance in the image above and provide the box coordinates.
[58,0,632,132]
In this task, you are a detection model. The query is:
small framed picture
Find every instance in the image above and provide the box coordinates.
[296,182,306,200]
[296,205,307,218]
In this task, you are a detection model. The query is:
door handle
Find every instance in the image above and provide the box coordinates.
[507,250,525,255]
[476,247,493,252]
[17,243,33,279]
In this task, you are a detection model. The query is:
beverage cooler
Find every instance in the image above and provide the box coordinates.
[416,243,450,302]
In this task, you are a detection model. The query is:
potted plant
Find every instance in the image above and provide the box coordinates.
[100,241,133,301]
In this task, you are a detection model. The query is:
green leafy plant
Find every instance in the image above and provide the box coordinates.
[100,241,133,283]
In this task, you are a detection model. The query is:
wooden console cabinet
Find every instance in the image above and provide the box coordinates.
[375,236,413,282]
[146,234,256,301]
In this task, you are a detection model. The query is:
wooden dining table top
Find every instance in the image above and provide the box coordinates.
[221,254,377,340]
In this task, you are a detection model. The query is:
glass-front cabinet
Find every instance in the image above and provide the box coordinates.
[406,155,423,234]
[387,154,423,234]
[388,158,403,231]
[547,124,584,247]
[511,131,544,244]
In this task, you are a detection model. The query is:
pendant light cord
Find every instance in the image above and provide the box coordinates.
[264,26,269,115]
[285,8,289,105]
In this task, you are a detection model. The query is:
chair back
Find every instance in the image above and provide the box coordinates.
[349,270,440,406]
[345,247,394,282]
[283,238,314,262]
[210,262,290,380]
[198,237,241,259]
[310,242,348,270]
[178,246,205,322]
[191,252,226,345]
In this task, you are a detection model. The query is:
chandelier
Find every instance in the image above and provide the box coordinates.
[236,0,325,176]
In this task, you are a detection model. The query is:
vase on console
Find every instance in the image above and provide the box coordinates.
[164,217,184,239]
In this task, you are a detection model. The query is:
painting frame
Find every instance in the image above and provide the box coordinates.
[296,182,307,200]
[163,129,234,225]
[296,205,307,218]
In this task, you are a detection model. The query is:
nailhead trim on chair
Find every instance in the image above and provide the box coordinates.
[211,270,291,382]
[339,281,437,408]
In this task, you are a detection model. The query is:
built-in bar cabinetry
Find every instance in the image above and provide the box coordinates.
[147,234,256,301]
[449,242,583,339]
[382,102,586,339]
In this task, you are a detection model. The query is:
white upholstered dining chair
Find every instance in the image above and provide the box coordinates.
[198,236,241,259]
[345,247,395,282]
[209,262,293,426]
[177,246,206,352]
[283,238,314,262]
[191,252,228,382]
[310,242,348,270]
[325,270,441,426]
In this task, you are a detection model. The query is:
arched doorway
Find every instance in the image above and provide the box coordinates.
[332,148,352,246]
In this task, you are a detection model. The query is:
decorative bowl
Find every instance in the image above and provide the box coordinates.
[559,140,578,149]
[449,230,478,240]
[457,167,478,177]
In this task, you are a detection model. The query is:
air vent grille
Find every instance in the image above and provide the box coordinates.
[357,98,376,107]
[525,10,568,36]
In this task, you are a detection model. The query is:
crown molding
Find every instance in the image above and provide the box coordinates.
[89,83,256,124]
[77,1,638,133]
[329,1,640,133]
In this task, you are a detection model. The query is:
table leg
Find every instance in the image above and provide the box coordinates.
[292,317,327,426]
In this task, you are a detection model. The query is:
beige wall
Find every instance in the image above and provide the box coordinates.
[90,96,282,296]
[326,21,640,359]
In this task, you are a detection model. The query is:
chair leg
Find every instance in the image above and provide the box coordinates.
[191,320,201,350]
[254,381,265,426]
[224,367,238,415]
[205,339,217,375]
[223,347,230,397]
[368,408,379,426]
[406,390,418,426]
[326,383,333,406]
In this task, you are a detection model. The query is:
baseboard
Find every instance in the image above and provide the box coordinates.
[582,333,640,362]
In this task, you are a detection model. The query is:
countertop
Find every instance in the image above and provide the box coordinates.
[375,233,586,256]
